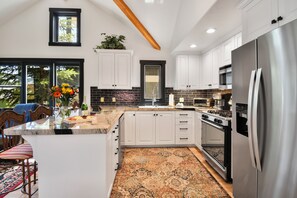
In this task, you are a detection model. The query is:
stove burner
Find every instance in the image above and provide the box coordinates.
[207,110,232,118]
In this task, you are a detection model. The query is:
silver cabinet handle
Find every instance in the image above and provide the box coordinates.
[248,70,257,169]
[179,121,188,123]
[180,128,188,130]
[180,138,188,140]
[179,114,188,116]
[253,68,262,171]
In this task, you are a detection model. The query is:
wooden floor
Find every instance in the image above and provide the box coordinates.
[189,147,233,197]
[6,147,233,198]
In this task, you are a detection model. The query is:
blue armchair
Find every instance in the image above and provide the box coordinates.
[13,103,38,123]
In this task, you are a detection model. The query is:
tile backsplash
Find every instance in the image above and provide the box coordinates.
[91,87,230,110]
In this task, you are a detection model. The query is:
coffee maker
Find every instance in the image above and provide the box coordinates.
[212,93,232,110]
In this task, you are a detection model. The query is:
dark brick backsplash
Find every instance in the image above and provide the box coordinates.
[90,87,225,110]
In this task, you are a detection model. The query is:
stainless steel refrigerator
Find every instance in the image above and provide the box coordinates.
[232,19,297,198]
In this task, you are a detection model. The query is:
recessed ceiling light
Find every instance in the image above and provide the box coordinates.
[206,28,216,34]
[190,44,197,48]
[145,0,154,3]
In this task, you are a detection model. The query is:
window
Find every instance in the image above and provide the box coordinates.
[49,8,81,46]
[140,60,165,105]
[0,58,84,108]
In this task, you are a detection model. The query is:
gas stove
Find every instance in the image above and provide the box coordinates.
[207,110,232,118]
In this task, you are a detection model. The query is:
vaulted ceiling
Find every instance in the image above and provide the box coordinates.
[0,0,242,53]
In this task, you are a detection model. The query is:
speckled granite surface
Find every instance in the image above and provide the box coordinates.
[4,106,209,136]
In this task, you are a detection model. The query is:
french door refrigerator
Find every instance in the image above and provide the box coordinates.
[232,19,297,198]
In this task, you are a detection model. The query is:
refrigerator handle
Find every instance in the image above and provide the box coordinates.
[253,68,262,171]
[248,70,257,168]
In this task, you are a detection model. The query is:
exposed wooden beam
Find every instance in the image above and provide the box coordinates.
[113,0,161,50]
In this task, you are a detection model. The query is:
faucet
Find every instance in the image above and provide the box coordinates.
[152,97,157,106]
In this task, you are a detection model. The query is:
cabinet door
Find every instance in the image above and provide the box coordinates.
[155,112,175,144]
[175,55,189,90]
[278,0,297,26]
[124,112,136,145]
[242,0,278,44]
[135,112,156,145]
[222,37,235,65]
[188,55,200,89]
[98,53,115,89]
[234,32,242,49]
[200,51,213,89]
[212,47,222,89]
[114,53,131,89]
[195,112,202,150]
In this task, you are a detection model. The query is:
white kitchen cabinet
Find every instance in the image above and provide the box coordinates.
[195,112,202,150]
[135,111,175,145]
[212,46,222,89]
[234,32,242,49]
[222,37,235,66]
[97,50,132,89]
[135,112,156,145]
[200,51,213,89]
[175,111,194,144]
[124,112,136,145]
[241,0,297,44]
[175,55,200,90]
[155,112,175,144]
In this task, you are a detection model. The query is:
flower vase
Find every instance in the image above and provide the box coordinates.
[60,105,71,119]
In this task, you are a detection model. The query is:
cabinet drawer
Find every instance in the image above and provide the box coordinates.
[176,111,194,118]
[176,126,194,134]
[176,118,193,125]
[176,134,193,144]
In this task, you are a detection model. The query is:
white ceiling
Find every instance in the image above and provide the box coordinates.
[0,0,242,53]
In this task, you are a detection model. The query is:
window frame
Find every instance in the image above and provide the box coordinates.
[49,8,81,47]
[0,58,84,108]
[140,60,166,105]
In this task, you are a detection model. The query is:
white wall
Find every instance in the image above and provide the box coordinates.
[0,0,174,105]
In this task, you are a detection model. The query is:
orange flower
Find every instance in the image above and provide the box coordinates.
[53,91,61,98]
[70,89,74,95]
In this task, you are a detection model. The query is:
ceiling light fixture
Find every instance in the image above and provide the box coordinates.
[190,44,197,48]
[206,28,216,34]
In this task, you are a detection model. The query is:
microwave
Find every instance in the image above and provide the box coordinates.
[219,65,232,89]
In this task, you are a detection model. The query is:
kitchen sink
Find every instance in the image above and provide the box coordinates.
[138,105,171,108]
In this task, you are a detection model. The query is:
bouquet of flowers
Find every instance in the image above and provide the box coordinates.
[50,83,78,117]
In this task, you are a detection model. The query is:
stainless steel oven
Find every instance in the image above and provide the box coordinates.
[201,113,232,182]
[219,65,232,89]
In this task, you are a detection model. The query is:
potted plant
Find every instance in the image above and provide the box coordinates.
[94,33,126,51]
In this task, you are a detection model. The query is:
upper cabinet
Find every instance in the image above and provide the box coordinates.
[222,37,235,66]
[175,55,200,90]
[97,50,133,89]
[200,51,213,89]
[241,0,297,43]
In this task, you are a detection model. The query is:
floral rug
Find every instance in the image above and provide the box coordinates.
[0,164,35,198]
[111,147,230,197]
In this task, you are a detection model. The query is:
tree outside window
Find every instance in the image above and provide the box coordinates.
[49,8,81,46]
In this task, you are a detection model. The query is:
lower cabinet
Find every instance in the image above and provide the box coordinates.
[124,111,197,146]
[135,111,175,145]
[135,112,156,145]
[195,112,202,150]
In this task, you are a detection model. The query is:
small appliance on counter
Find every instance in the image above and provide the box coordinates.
[168,93,175,107]
[212,93,232,110]
[193,98,213,107]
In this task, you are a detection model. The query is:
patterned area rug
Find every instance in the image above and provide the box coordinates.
[0,164,34,198]
[111,148,230,197]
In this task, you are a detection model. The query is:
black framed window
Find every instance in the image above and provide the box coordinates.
[0,58,84,108]
[49,8,81,46]
[140,60,166,105]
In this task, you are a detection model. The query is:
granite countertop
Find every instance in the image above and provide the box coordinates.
[4,109,124,136]
[4,106,212,136]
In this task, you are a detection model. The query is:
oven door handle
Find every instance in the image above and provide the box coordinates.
[201,119,224,130]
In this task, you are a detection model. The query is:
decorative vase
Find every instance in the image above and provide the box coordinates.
[60,105,71,119]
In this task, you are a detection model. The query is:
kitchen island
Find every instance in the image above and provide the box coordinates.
[4,110,123,198]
